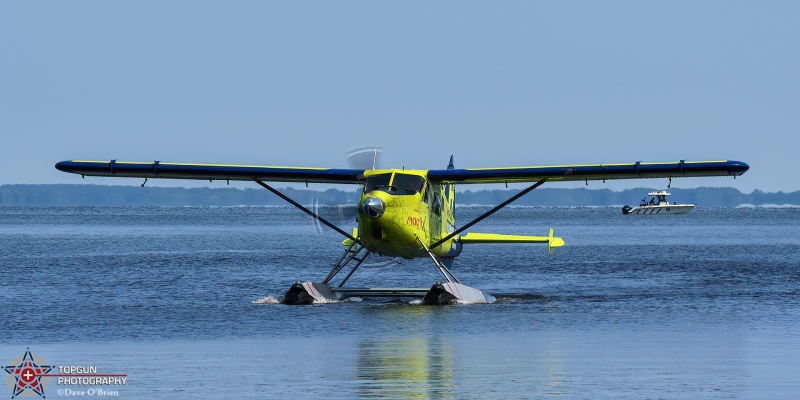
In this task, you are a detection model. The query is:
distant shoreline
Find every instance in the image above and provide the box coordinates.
[2,184,799,207]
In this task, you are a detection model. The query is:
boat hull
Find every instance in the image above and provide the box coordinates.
[622,204,694,215]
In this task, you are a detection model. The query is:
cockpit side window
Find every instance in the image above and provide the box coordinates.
[432,193,442,216]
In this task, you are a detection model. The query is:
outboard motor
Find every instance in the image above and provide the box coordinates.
[622,205,632,214]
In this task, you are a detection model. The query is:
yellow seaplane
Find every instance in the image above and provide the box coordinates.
[55,156,748,305]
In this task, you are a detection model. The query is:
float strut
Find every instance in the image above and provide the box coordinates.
[417,237,459,283]
[322,242,369,286]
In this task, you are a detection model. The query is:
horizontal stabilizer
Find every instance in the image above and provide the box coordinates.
[460,228,565,253]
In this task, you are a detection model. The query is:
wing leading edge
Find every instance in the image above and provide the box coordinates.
[56,159,749,185]
[427,160,749,184]
[54,160,365,184]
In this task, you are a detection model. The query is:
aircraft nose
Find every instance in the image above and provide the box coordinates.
[361,196,385,219]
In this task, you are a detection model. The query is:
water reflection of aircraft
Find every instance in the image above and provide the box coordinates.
[55,157,748,304]
[358,337,455,398]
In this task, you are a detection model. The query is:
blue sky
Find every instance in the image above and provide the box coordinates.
[2,1,797,192]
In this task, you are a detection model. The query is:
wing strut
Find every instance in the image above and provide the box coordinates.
[430,179,546,249]
[253,179,359,244]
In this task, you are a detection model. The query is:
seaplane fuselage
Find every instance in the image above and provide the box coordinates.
[356,169,460,259]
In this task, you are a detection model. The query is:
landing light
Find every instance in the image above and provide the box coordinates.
[362,196,385,219]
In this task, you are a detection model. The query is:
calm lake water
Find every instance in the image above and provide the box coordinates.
[1,206,798,399]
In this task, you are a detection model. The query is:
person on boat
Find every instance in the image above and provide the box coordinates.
[649,197,655,205]
[640,197,647,206]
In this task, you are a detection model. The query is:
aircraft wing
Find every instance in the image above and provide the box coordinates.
[54,160,365,184]
[427,160,749,184]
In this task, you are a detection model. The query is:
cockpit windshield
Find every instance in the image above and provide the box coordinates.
[391,174,425,195]
[363,173,425,195]
[364,173,392,193]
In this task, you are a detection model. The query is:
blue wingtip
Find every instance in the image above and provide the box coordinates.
[447,155,455,170]
[728,160,750,175]
[55,160,72,172]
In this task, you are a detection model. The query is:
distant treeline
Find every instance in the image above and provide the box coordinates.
[1,184,799,207]
[458,187,800,207]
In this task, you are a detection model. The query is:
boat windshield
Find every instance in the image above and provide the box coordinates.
[363,173,425,195]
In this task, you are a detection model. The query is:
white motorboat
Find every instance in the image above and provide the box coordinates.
[622,191,694,215]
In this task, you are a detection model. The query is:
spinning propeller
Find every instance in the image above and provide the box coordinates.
[345,146,383,170]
